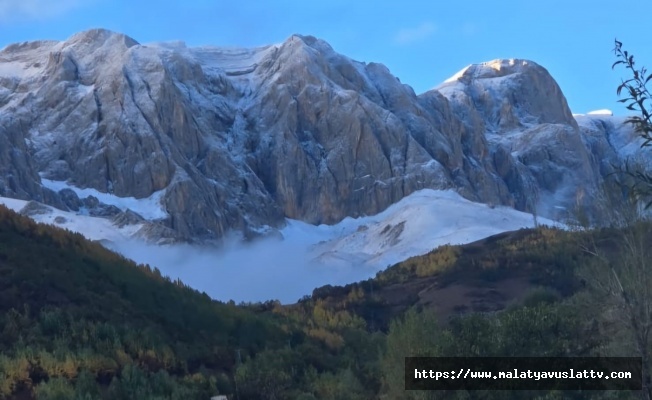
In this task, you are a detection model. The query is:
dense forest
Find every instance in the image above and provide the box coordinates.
[0,201,649,399]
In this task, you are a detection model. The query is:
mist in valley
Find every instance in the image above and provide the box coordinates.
[106,233,376,304]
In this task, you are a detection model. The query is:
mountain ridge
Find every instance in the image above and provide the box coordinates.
[0,29,644,242]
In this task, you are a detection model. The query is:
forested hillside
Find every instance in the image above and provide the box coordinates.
[0,203,646,399]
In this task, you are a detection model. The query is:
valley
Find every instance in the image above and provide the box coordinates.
[1,27,650,399]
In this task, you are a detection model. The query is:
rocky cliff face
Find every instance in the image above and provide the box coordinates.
[435,59,612,221]
[0,30,643,241]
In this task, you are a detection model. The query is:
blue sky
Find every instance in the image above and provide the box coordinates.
[0,0,649,115]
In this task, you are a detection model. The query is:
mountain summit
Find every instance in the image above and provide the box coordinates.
[0,30,641,241]
[438,59,577,128]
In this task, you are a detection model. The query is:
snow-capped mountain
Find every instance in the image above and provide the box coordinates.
[0,29,646,244]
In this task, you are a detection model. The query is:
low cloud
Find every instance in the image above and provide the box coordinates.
[0,0,86,22]
[107,235,374,305]
[393,22,436,45]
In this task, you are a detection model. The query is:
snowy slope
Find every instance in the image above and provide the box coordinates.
[575,114,650,165]
[0,189,559,304]
[0,197,143,242]
[305,189,561,269]
[40,178,167,220]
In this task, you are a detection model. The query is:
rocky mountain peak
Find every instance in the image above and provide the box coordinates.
[437,58,577,130]
[65,29,140,50]
[271,34,335,73]
[446,59,537,82]
[281,34,333,51]
[0,30,643,242]
[287,34,318,45]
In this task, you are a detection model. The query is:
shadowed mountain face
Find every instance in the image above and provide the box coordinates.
[0,30,640,241]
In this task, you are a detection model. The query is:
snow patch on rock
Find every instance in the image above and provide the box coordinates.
[40,178,168,220]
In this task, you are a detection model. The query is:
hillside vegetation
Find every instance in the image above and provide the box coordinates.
[0,204,647,399]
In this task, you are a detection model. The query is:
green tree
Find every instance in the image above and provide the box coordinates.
[35,377,75,400]
[74,369,100,400]
[380,308,445,400]
[312,368,367,400]
[235,348,299,400]
[107,364,151,400]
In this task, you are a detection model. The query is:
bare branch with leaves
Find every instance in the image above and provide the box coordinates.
[613,39,652,145]
[613,40,652,210]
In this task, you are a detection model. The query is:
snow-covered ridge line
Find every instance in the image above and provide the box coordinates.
[440,59,531,85]
[146,41,280,78]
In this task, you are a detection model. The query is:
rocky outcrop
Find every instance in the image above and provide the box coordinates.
[112,209,145,228]
[0,123,63,208]
[435,59,624,222]
[0,29,284,241]
[437,59,577,129]
[0,30,645,241]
